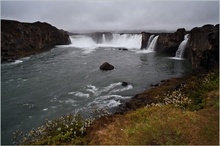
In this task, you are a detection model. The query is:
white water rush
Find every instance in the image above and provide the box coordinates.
[65,33,142,50]
[146,35,155,48]
[147,35,159,52]
[102,34,106,43]
[175,34,189,58]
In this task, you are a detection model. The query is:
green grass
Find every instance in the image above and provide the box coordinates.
[87,104,218,145]
[184,71,219,110]
[123,106,218,145]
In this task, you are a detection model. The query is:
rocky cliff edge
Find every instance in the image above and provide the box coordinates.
[1,19,71,62]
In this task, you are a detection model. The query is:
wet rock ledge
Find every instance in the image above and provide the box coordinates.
[1,19,71,62]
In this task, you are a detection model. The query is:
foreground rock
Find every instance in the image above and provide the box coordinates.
[100,62,114,71]
[1,19,71,62]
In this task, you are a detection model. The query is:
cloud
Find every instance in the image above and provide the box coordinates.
[1,0,219,32]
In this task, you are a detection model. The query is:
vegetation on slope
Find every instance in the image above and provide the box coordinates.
[13,71,219,145]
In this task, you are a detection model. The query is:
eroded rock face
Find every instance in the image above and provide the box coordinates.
[156,28,186,54]
[140,32,151,50]
[100,62,114,71]
[1,19,71,62]
[140,29,186,54]
[187,24,219,72]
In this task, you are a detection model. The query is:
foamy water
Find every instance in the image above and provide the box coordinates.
[59,34,142,53]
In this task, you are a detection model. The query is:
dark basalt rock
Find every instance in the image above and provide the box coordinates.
[116,93,156,114]
[140,29,186,54]
[121,82,128,87]
[140,32,151,50]
[156,28,186,54]
[118,48,128,51]
[150,83,160,87]
[1,19,71,62]
[187,24,219,73]
[100,62,114,71]
[140,24,219,73]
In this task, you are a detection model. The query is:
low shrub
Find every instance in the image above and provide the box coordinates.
[145,71,219,111]
[12,114,94,145]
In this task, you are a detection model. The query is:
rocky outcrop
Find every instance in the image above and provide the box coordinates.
[140,29,186,54]
[140,32,151,49]
[156,28,186,54]
[187,24,219,72]
[140,24,219,73]
[89,32,113,43]
[1,19,71,62]
[100,62,114,71]
[121,82,128,87]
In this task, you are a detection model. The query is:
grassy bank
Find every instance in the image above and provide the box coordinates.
[14,71,219,145]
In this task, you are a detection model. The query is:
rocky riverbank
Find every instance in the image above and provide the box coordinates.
[87,70,219,145]
[1,19,71,62]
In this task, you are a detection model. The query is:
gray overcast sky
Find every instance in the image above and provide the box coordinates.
[1,0,219,32]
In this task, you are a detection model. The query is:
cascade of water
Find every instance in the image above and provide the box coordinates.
[108,34,142,49]
[102,34,106,43]
[68,34,142,49]
[147,35,159,51]
[146,35,155,49]
[175,34,189,58]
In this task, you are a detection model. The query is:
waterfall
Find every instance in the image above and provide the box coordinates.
[147,35,159,51]
[108,34,142,49]
[102,34,106,43]
[68,34,141,49]
[146,35,155,49]
[175,34,189,58]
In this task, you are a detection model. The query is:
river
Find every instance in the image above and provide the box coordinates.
[1,34,193,144]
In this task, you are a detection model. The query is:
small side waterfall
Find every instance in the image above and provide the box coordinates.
[102,34,106,43]
[146,35,155,48]
[175,34,189,58]
[147,35,159,51]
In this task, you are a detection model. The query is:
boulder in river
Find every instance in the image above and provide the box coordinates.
[122,82,128,87]
[100,62,114,71]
